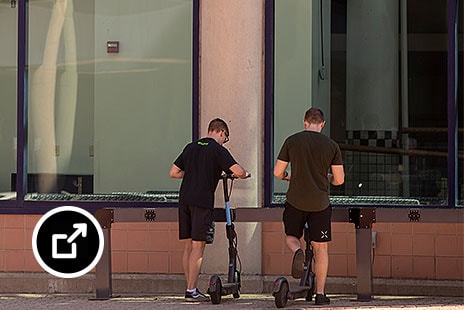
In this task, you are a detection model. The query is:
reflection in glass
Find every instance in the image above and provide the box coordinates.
[29,0,78,192]
[25,0,193,202]
[0,2,17,198]
[273,0,462,206]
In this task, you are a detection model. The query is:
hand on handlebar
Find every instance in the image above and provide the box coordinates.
[222,171,251,179]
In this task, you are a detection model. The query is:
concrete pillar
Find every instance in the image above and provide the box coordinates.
[200,0,263,275]
[346,0,399,130]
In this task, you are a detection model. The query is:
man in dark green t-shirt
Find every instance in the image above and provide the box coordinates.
[170,118,250,302]
[274,107,344,306]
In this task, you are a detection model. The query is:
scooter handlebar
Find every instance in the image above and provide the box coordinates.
[222,172,251,179]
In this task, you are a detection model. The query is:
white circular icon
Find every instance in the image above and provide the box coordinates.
[32,206,104,278]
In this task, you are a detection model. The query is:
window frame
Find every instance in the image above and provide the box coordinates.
[0,0,200,214]
[264,0,461,209]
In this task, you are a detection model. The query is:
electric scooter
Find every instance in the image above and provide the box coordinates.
[207,172,249,304]
[272,223,315,308]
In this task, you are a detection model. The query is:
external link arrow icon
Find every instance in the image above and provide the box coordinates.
[51,223,87,259]
[52,223,87,259]
[67,223,87,243]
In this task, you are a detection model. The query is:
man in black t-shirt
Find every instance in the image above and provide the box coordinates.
[170,118,250,302]
[274,108,344,305]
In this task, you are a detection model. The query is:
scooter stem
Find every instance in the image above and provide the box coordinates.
[225,201,233,226]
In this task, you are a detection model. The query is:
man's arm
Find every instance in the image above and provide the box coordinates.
[329,165,344,185]
[169,164,184,179]
[229,163,251,179]
[274,159,290,181]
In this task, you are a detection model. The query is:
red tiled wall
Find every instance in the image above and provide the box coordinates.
[111,222,183,274]
[262,222,464,280]
[0,214,42,272]
[0,214,462,281]
[0,214,184,274]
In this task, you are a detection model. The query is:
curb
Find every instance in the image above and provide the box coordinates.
[0,273,461,297]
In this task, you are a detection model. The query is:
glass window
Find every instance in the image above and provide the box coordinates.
[273,0,314,197]
[272,0,461,207]
[0,2,17,200]
[25,0,193,202]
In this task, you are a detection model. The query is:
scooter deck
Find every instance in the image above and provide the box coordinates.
[221,282,240,295]
[287,285,312,301]
[290,285,312,291]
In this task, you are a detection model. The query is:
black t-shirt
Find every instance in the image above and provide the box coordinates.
[174,137,238,209]
[277,130,343,212]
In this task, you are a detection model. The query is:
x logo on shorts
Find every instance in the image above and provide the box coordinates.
[320,230,328,239]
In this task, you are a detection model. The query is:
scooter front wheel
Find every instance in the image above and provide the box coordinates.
[208,275,222,304]
[273,277,289,308]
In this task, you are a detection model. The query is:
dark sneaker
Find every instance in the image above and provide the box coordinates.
[291,248,304,279]
[315,294,330,305]
[185,289,210,302]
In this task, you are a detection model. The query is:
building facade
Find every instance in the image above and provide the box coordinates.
[0,0,462,295]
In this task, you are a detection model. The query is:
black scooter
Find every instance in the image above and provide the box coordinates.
[207,173,249,304]
[272,223,315,308]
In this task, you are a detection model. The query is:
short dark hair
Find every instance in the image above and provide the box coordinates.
[304,107,325,124]
[208,118,229,135]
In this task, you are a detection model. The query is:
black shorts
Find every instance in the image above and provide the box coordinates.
[283,202,332,242]
[178,205,215,243]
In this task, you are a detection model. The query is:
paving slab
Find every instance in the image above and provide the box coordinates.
[0,293,462,310]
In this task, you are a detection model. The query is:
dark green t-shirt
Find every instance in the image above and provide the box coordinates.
[277,130,343,212]
[174,137,237,209]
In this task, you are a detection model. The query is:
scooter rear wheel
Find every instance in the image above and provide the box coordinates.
[305,272,315,301]
[274,279,289,308]
[233,271,241,298]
